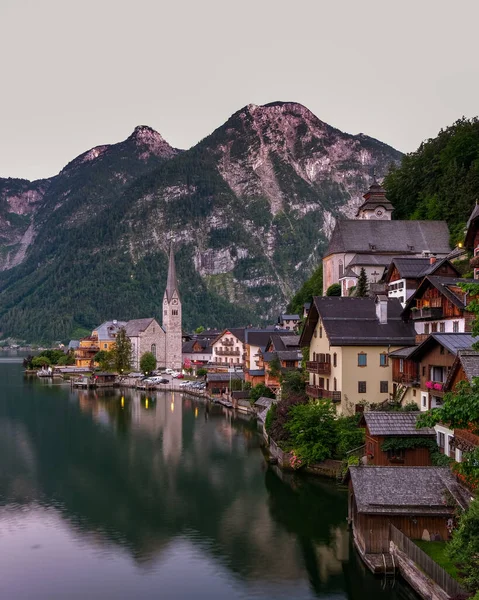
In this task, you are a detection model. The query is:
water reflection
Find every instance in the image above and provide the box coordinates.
[0,365,418,599]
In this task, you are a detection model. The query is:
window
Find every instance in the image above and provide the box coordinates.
[440,346,444,354]
[333,353,337,367]
[172,309,178,316]
[151,344,156,358]
[358,381,366,393]
[104,344,107,349]
[334,377,337,391]
[387,448,405,462]
[424,323,430,334]
[339,260,344,278]
[413,389,416,397]
[319,326,323,338]
[438,431,445,450]
[380,381,388,393]
[422,394,427,408]
[358,353,367,367]
[326,379,330,391]
[422,366,426,376]
[439,322,445,333]
[453,321,459,333]
[431,322,437,333]
[399,358,404,372]
[379,353,388,367]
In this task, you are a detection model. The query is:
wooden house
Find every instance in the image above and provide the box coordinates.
[402,276,476,343]
[384,257,459,307]
[360,412,436,466]
[465,203,479,279]
[347,466,471,559]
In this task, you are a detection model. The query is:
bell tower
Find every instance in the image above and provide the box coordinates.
[163,244,182,370]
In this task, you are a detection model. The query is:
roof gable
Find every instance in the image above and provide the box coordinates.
[362,412,436,437]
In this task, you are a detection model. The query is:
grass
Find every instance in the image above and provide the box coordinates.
[414,540,459,580]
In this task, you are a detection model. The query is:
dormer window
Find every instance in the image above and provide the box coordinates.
[369,244,376,250]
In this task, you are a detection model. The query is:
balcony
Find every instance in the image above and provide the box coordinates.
[411,307,443,320]
[306,384,341,403]
[222,339,234,346]
[453,428,479,453]
[306,361,331,375]
[216,348,240,356]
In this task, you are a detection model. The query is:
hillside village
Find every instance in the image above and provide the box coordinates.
[33,180,479,599]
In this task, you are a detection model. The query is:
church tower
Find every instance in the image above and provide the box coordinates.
[163,244,182,370]
[356,180,394,220]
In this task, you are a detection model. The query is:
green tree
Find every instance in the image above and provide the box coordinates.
[195,326,205,334]
[249,383,275,404]
[281,369,306,397]
[57,351,75,366]
[140,351,156,375]
[31,356,51,368]
[287,265,323,315]
[356,268,369,297]
[284,400,337,464]
[326,283,341,296]
[111,328,132,373]
[94,350,115,371]
[448,497,479,594]
[196,367,207,378]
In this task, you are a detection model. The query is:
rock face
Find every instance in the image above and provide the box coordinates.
[0,102,402,341]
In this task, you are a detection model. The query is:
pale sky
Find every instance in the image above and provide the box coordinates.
[1,0,478,181]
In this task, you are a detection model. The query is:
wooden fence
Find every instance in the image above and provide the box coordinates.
[389,525,466,598]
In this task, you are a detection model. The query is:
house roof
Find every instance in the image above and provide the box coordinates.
[300,297,416,347]
[276,350,302,361]
[68,340,80,349]
[254,396,276,408]
[206,372,244,382]
[248,369,265,377]
[325,220,450,258]
[362,412,436,437]
[348,254,391,267]
[348,466,472,515]
[385,257,459,282]
[388,346,417,359]
[355,182,394,216]
[124,318,155,337]
[445,349,479,391]
[279,314,300,321]
[212,328,246,345]
[465,203,479,249]
[280,335,300,347]
[245,328,284,348]
[265,332,298,351]
[182,339,212,353]
[408,333,476,361]
[93,320,128,340]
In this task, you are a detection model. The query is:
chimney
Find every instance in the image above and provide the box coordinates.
[430,256,437,265]
[375,295,388,324]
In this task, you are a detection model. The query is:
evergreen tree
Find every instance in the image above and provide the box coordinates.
[356,268,369,297]
[112,328,132,373]
[140,351,156,375]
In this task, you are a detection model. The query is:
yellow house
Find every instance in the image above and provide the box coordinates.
[299,296,416,415]
[75,320,127,368]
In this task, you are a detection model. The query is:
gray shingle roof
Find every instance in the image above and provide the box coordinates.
[348,254,391,267]
[280,314,300,321]
[404,276,476,314]
[459,349,479,380]
[94,320,127,340]
[254,396,275,408]
[301,297,416,346]
[125,318,155,336]
[409,333,477,361]
[349,466,472,515]
[388,346,417,358]
[248,369,265,376]
[363,412,436,437]
[326,220,451,257]
[207,372,244,382]
[280,335,300,347]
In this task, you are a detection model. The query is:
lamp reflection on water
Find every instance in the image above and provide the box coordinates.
[194,407,198,418]
[145,398,149,409]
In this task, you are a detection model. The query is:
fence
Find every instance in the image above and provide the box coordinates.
[389,525,466,598]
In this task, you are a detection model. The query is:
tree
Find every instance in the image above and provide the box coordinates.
[249,383,275,404]
[326,283,341,297]
[94,350,115,371]
[284,400,337,464]
[281,369,306,398]
[140,351,156,375]
[195,326,205,334]
[196,367,207,378]
[111,328,132,373]
[356,268,369,297]
[448,497,479,594]
[31,356,51,368]
[287,265,323,314]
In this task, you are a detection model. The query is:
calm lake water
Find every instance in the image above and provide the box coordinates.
[0,358,419,599]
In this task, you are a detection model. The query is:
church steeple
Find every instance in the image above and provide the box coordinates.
[165,243,179,302]
[162,243,182,370]
[356,180,394,220]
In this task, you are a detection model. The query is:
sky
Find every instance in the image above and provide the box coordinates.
[1,0,478,181]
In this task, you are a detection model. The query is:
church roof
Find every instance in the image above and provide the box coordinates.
[125,318,155,337]
[355,182,394,216]
[325,220,451,258]
[165,244,179,302]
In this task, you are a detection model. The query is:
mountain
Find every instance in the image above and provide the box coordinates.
[0,102,402,342]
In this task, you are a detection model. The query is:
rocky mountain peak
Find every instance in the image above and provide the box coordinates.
[128,125,178,159]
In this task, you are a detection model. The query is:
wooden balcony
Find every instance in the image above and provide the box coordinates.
[453,428,479,453]
[411,307,443,320]
[306,384,341,403]
[306,361,331,375]
[216,348,240,356]
[222,339,234,346]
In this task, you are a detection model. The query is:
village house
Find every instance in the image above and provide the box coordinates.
[444,348,479,462]
[75,320,126,368]
[258,333,302,392]
[402,276,476,343]
[182,338,212,372]
[464,202,479,279]
[206,371,244,397]
[243,328,285,385]
[387,346,420,406]
[210,328,245,368]
[300,296,416,415]
[397,333,476,462]
[323,182,451,296]
[277,314,300,331]
[347,466,471,561]
[360,412,436,467]
[384,257,460,307]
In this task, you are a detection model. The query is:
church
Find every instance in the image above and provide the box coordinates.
[75,245,183,371]
[322,181,452,296]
